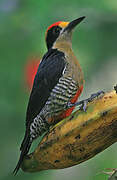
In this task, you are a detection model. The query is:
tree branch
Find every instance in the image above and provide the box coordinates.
[21,89,117,173]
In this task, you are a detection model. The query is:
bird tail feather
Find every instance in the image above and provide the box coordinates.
[13,135,31,175]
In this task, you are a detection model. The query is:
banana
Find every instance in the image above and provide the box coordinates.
[21,90,117,173]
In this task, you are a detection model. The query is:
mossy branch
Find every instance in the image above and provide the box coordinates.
[21,89,117,173]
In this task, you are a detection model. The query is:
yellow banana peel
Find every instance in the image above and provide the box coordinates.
[21,90,117,173]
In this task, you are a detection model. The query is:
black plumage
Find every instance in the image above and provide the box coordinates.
[26,48,66,126]
[13,48,66,174]
[46,26,62,49]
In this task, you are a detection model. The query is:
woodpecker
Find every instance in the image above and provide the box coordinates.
[13,16,85,174]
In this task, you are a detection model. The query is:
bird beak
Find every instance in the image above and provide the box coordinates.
[64,16,85,33]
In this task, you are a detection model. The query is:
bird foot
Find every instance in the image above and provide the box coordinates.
[81,90,105,111]
[67,90,105,112]
[87,90,105,102]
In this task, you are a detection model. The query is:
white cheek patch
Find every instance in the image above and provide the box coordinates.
[62,66,66,75]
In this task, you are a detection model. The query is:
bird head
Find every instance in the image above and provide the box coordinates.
[45,16,85,50]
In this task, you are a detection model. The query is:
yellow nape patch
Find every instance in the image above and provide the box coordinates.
[59,22,69,28]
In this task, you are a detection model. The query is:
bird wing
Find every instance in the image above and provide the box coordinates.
[25,49,66,127]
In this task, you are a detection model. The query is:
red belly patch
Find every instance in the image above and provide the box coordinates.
[60,85,83,119]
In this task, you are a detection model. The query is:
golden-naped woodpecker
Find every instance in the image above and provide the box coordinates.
[13,16,85,174]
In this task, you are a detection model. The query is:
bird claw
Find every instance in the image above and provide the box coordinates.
[81,90,105,112]
[82,100,88,112]
[67,90,105,112]
[87,90,105,102]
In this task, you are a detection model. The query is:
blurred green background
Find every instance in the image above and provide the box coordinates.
[1,0,117,180]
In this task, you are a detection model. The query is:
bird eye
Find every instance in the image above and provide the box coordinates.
[53,26,61,35]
